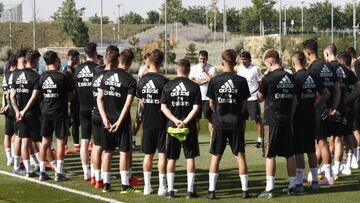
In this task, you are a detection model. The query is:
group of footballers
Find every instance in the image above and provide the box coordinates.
[1,38,360,199]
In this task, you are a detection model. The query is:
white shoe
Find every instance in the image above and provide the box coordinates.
[144,187,153,195]
[307,171,313,182]
[6,159,13,166]
[157,187,167,196]
[351,155,359,169]
[341,167,352,175]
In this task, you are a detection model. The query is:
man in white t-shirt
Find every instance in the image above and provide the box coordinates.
[237,51,264,148]
[189,50,216,135]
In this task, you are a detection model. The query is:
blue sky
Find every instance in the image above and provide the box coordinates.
[2,0,356,22]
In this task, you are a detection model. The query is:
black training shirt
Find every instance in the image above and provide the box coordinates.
[91,66,106,122]
[75,61,98,112]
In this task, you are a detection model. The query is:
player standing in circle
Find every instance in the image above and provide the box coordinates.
[38,51,74,182]
[161,59,201,199]
[303,39,340,185]
[97,47,139,193]
[132,53,151,147]
[137,50,168,196]
[63,50,80,153]
[237,51,264,148]
[257,50,297,198]
[291,51,330,191]
[189,50,216,136]
[205,49,250,200]
[75,42,98,181]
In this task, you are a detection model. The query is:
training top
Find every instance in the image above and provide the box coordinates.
[91,66,106,122]
[189,63,216,101]
[137,72,169,129]
[259,68,294,126]
[3,70,15,117]
[237,64,263,101]
[75,61,98,112]
[207,72,250,129]
[161,77,201,129]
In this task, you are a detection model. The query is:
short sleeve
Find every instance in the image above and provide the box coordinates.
[259,75,268,96]
[127,77,136,96]
[33,76,40,91]
[314,74,325,92]
[160,86,169,104]
[256,67,263,81]
[206,78,215,99]
[136,80,142,99]
[9,73,16,89]
[208,66,216,76]
[193,85,201,104]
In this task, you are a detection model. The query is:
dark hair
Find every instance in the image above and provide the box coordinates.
[8,54,18,67]
[325,44,337,56]
[264,49,281,64]
[15,48,28,60]
[302,39,318,54]
[199,50,208,58]
[119,49,135,66]
[43,51,59,66]
[222,49,237,66]
[143,53,151,60]
[344,47,356,58]
[149,49,164,67]
[240,51,251,60]
[25,49,41,65]
[177,59,191,75]
[338,51,352,67]
[67,49,80,57]
[84,42,97,57]
[105,45,120,65]
[292,51,306,66]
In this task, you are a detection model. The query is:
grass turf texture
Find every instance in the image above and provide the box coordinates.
[0,76,360,202]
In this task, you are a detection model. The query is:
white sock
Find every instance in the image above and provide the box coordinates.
[14,156,21,170]
[295,168,304,185]
[90,164,94,178]
[167,173,175,192]
[35,153,40,163]
[120,171,129,186]
[94,170,101,181]
[82,164,90,179]
[144,171,152,190]
[346,153,353,168]
[128,168,133,178]
[187,173,195,193]
[310,167,318,182]
[257,137,263,143]
[333,161,341,175]
[57,160,64,174]
[103,172,110,184]
[40,161,45,173]
[30,154,39,166]
[239,174,248,191]
[23,160,30,173]
[50,160,57,170]
[323,164,333,180]
[11,143,15,158]
[5,148,12,161]
[288,176,296,188]
[208,173,218,191]
[266,176,275,192]
[357,146,360,162]
[159,173,166,189]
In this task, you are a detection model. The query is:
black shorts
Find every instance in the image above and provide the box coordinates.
[166,128,199,160]
[314,108,329,140]
[101,122,131,152]
[353,103,360,131]
[345,106,355,135]
[135,101,144,123]
[293,117,316,154]
[16,114,41,142]
[263,124,294,158]
[245,100,261,121]
[142,128,166,154]
[201,100,213,120]
[210,127,245,156]
[5,116,15,135]
[80,111,92,140]
[41,118,69,139]
[92,118,104,146]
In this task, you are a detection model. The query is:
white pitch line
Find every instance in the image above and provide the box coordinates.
[0,170,122,203]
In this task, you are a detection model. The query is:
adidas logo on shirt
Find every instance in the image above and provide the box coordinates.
[277,75,293,88]
[303,75,316,88]
[16,72,28,85]
[336,66,346,79]
[93,75,103,88]
[105,73,121,87]
[142,80,158,94]
[320,65,334,77]
[43,77,57,89]
[171,82,190,97]
[78,66,93,78]
[219,79,238,93]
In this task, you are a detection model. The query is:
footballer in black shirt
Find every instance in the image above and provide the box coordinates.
[292,52,329,190]
[205,50,250,199]
[37,51,74,182]
[257,50,297,198]
[137,49,168,195]
[161,59,201,198]
[97,46,138,193]
[75,42,98,181]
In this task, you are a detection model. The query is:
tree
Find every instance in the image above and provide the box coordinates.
[238,7,258,33]
[51,0,89,46]
[128,36,143,63]
[226,7,241,32]
[184,42,198,63]
[185,6,207,25]
[343,3,360,29]
[160,0,187,24]
[122,12,144,24]
[158,33,176,64]
[89,13,109,24]
[306,0,344,31]
[145,10,160,24]
[252,0,277,29]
